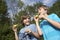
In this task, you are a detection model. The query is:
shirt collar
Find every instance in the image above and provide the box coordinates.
[25,24,30,27]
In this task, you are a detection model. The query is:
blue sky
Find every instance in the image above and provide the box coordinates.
[21,0,57,6]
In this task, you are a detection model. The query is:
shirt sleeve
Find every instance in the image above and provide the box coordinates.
[18,29,23,40]
[52,13,60,23]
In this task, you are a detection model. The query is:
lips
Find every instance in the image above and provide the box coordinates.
[26,21,30,23]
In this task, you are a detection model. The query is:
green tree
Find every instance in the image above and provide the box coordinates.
[0,0,13,40]
[49,0,60,17]
[18,0,24,9]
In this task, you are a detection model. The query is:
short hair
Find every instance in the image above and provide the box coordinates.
[37,5,49,10]
[21,15,30,26]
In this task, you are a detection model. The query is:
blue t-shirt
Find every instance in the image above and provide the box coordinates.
[19,24,38,40]
[40,13,60,40]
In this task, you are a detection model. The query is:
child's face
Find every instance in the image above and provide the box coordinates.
[38,7,47,15]
[23,17,30,26]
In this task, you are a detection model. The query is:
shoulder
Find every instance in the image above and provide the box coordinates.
[30,24,36,29]
[27,24,36,29]
[29,24,37,32]
[19,27,25,33]
[49,13,57,17]
[48,13,58,19]
[49,13,60,22]
[30,24,36,25]
[30,24,36,27]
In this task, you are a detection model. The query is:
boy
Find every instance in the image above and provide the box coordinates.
[34,5,60,40]
[12,15,39,40]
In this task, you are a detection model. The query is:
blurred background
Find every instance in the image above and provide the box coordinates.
[0,0,60,40]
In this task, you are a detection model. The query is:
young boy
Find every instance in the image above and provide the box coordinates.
[34,5,60,40]
[12,15,39,40]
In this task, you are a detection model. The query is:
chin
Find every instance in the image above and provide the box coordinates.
[26,23,30,26]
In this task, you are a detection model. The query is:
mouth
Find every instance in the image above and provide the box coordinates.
[26,21,30,23]
[25,22,30,26]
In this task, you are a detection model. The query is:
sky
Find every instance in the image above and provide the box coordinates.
[21,0,57,6]
[5,0,19,21]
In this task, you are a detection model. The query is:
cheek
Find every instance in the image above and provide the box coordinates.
[38,10,41,13]
[23,20,26,24]
[38,10,43,13]
[41,9,44,12]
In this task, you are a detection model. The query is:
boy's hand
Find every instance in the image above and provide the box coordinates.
[39,14,47,19]
[34,15,39,22]
[25,29,32,33]
[12,24,18,32]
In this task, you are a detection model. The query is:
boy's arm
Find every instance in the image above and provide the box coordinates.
[43,14,60,29]
[25,28,40,38]
[31,30,40,38]
[35,21,43,36]
[14,31,19,40]
[44,17,60,29]
[34,17,43,37]
[12,27,19,40]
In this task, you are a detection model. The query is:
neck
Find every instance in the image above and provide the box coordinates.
[25,24,30,27]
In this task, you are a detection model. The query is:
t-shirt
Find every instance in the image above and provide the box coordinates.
[19,24,38,40]
[40,13,60,40]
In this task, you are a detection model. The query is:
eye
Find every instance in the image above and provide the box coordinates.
[44,8,47,10]
[28,17,30,19]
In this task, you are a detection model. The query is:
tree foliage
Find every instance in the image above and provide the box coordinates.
[49,0,60,17]
[0,0,12,40]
